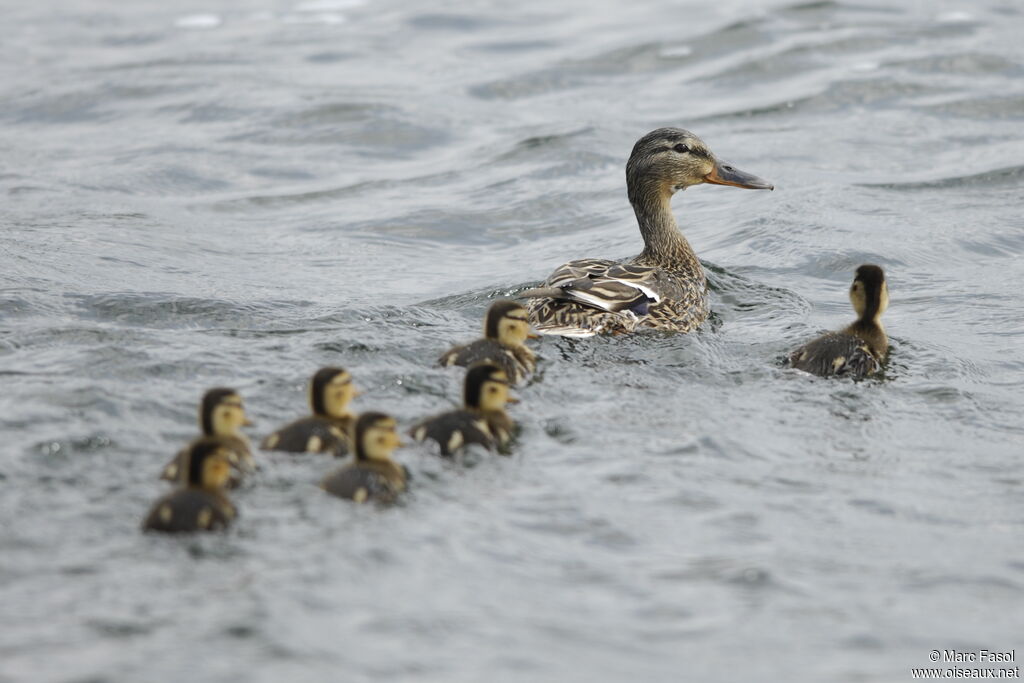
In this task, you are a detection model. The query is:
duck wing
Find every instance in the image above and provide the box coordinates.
[522,259,690,336]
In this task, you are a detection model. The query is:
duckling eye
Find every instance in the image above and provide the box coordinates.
[673,143,690,154]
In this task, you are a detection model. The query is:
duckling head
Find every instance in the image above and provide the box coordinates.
[464,362,515,412]
[201,388,251,437]
[354,412,403,462]
[310,367,358,419]
[626,128,773,204]
[186,438,234,490]
[485,300,534,346]
[850,264,888,323]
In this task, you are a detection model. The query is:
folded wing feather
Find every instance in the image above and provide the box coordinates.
[521,259,662,314]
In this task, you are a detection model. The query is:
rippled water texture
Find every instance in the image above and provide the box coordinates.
[2,0,1023,681]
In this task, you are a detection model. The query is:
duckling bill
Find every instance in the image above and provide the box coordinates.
[261,367,357,456]
[410,362,517,456]
[320,412,407,504]
[789,265,889,379]
[160,388,255,484]
[438,300,537,384]
[143,439,237,533]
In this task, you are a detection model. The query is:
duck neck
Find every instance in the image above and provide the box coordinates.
[630,179,699,271]
[847,317,888,356]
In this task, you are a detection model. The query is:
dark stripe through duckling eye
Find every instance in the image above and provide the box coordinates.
[463,362,503,408]
[485,301,527,339]
[311,367,348,416]
[201,388,239,435]
[187,440,221,485]
[353,411,392,460]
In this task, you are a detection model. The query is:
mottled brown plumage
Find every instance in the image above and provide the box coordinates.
[523,128,772,337]
[789,265,890,379]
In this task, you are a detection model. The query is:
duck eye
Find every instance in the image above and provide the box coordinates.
[673,143,690,154]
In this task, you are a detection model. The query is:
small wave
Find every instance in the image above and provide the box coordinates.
[860,164,1024,190]
[174,14,222,29]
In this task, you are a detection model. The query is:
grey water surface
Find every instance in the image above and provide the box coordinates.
[2,0,1023,681]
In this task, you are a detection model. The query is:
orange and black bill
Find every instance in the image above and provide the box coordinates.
[705,161,774,190]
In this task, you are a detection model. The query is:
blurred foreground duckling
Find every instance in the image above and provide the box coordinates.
[789,265,889,379]
[160,388,255,483]
[410,363,517,457]
[143,439,237,533]
[261,367,357,456]
[320,412,407,504]
[439,300,537,384]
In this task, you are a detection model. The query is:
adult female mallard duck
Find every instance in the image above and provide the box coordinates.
[143,438,237,533]
[320,412,407,504]
[521,128,773,337]
[261,367,358,456]
[438,300,537,384]
[410,362,516,456]
[160,388,255,483]
[788,265,889,379]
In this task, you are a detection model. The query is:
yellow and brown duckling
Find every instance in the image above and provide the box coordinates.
[143,438,237,533]
[320,412,407,504]
[160,388,255,483]
[410,362,517,457]
[521,128,773,336]
[789,264,889,379]
[438,300,538,384]
[261,367,358,456]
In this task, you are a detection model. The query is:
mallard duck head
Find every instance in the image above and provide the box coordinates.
[201,388,252,437]
[850,264,888,324]
[354,412,403,462]
[186,438,234,490]
[626,128,773,203]
[464,362,516,411]
[485,300,535,346]
[309,367,358,419]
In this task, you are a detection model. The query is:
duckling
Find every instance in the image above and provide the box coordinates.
[143,438,237,533]
[320,412,407,503]
[261,367,358,456]
[160,388,255,483]
[789,265,889,379]
[410,362,517,456]
[438,300,538,384]
[521,128,773,336]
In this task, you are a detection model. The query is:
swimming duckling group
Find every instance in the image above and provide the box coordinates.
[143,127,893,534]
[143,301,533,532]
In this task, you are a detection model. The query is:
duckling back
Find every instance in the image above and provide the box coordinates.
[438,339,531,384]
[788,332,882,379]
[142,488,236,533]
[320,460,406,503]
[409,409,496,456]
[261,416,351,456]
